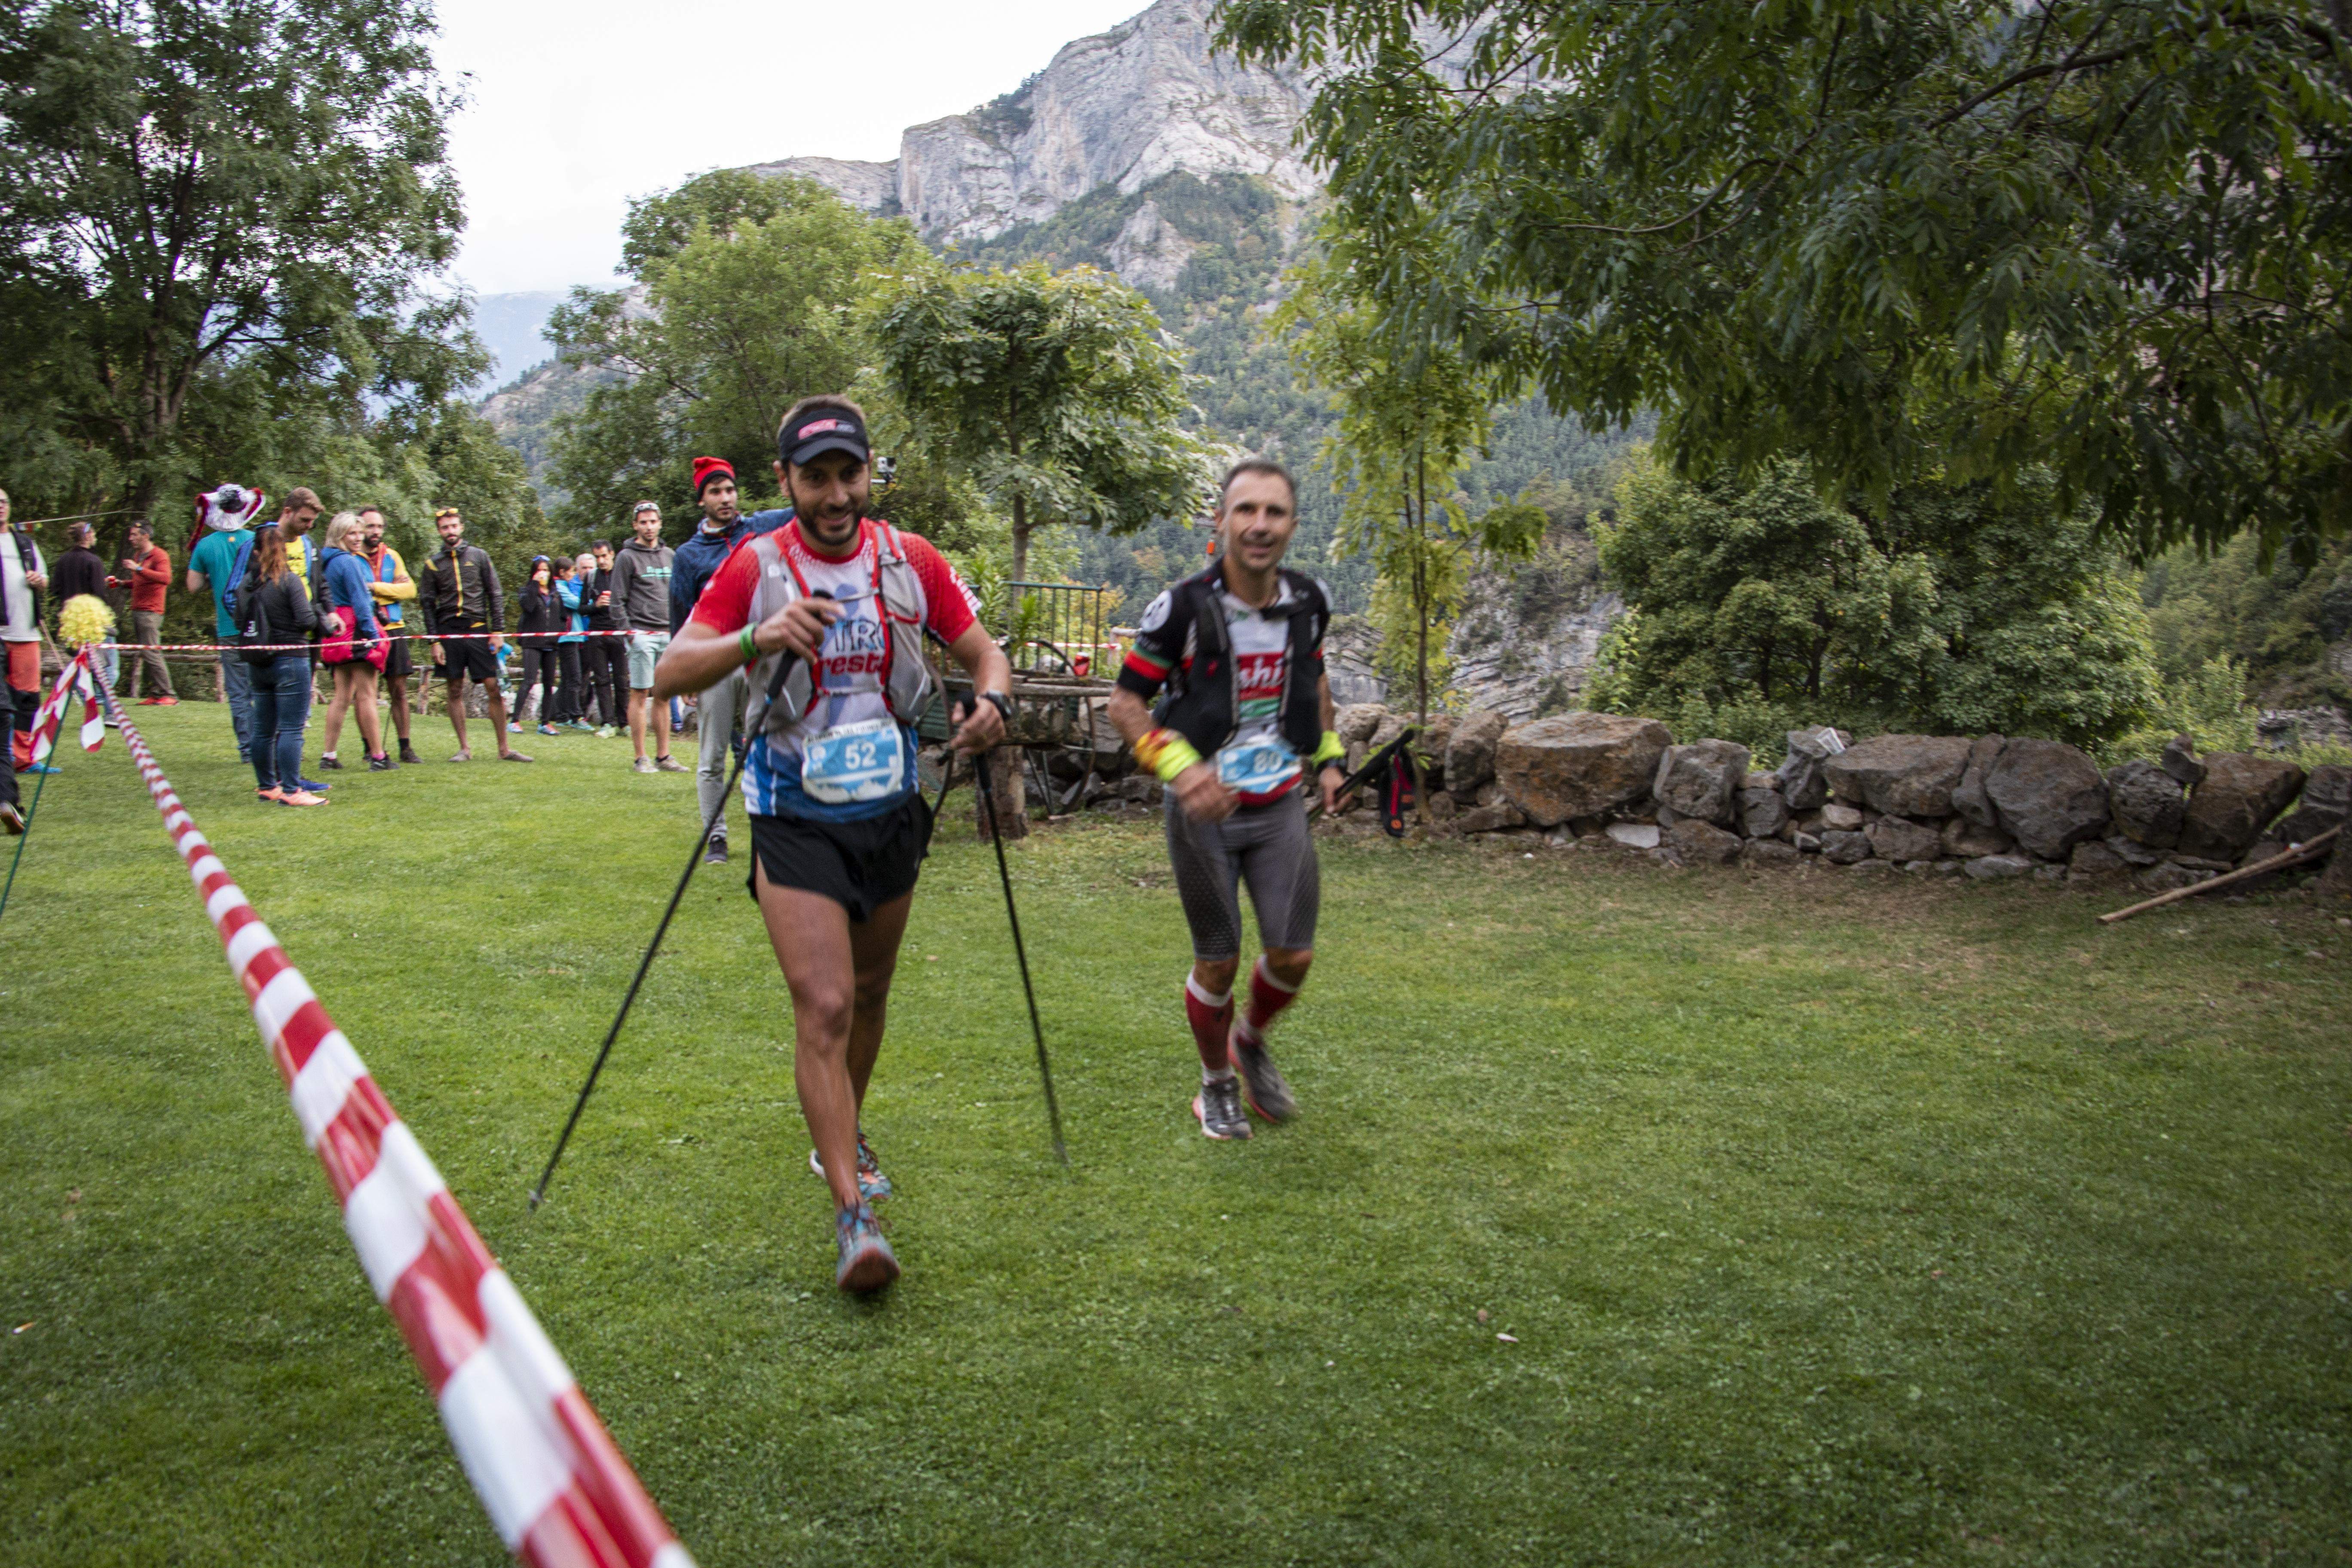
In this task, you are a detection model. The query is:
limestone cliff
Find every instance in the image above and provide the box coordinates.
[746,0,1313,248]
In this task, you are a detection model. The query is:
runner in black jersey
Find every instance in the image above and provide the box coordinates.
[1107,459,1346,1140]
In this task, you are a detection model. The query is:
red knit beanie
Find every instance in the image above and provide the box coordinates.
[691,456,735,499]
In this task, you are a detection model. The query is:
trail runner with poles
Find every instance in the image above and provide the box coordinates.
[1107,459,1345,1142]
[656,395,1010,1293]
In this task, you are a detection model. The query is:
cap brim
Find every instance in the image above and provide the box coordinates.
[786,435,870,468]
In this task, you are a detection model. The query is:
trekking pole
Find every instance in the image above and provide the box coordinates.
[1304,726,1418,821]
[530,620,813,1210]
[972,730,1069,1166]
[0,762,55,923]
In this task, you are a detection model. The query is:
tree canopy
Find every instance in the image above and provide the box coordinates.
[546,172,924,536]
[1218,0,2352,567]
[868,260,1214,583]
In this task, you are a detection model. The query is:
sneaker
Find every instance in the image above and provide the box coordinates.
[633,755,656,774]
[808,1129,892,1202]
[153,695,178,707]
[398,741,420,764]
[655,754,687,772]
[568,720,595,732]
[595,724,617,739]
[834,1202,900,1293]
[537,723,559,736]
[317,753,343,771]
[295,777,330,793]
[277,789,328,807]
[499,749,534,763]
[704,836,729,866]
[367,752,396,772]
[256,787,285,804]
[506,721,521,733]
[26,763,60,776]
[136,696,165,706]
[0,801,21,834]
[1192,1075,1251,1140]
[1229,1025,1297,1122]
[449,750,472,763]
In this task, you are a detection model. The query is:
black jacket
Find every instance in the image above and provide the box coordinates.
[238,568,317,664]
[51,546,111,616]
[518,580,565,637]
[581,566,622,631]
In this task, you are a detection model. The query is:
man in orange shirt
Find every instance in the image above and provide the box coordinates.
[111,518,176,704]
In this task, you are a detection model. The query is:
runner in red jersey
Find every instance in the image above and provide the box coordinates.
[658,396,1011,1293]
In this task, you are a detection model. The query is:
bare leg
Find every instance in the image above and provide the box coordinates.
[321,669,353,756]
[446,679,469,755]
[1190,955,1240,1001]
[754,861,864,1212]
[628,688,649,761]
[386,677,410,744]
[349,668,383,755]
[653,694,673,760]
[486,685,518,757]
[846,892,914,1109]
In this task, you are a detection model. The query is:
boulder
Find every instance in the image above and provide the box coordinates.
[2177,753,2306,862]
[1666,818,1743,865]
[1821,829,1874,864]
[1369,712,1412,752]
[1425,790,1458,822]
[2160,733,2205,788]
[1942,817,2015,858]
[1985,739,2110,860]
[2068,840,2128,879]
[1740,788,1790,840]
[1821,802,1865,832]
[1866,816,1944,863]
[1785,726,1854,760]
[1775,727,1850,810]
[1964,854,2034,880]
[1950,735,2006,829]
[2271,763,2351,845]
[1336,704,1387,745]
[2103,832,2164,867]
[2166,854,2235,873]
[1740,837,1802,867]
[1495,713,1673,827]
[2135,861,2207,893]
[1653,739,1752,826]
[1605,820,1662,849]
[1824,734,1974,817]
[1745,772,1780,792]
[1457,801,1527,834]
[1475,781,1508,808]
[1445,710,1509,796]
[1791,831,1824,854]
[2104,759,2185,848]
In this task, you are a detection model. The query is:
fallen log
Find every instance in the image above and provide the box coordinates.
[2097,824,2340,925]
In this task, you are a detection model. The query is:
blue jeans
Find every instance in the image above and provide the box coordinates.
[248,654,311,792]
[217,652,253,762]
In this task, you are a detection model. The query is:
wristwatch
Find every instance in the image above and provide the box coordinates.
[977,689,1014,724]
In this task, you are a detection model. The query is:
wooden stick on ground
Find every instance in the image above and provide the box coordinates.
[2098,824,2341,925]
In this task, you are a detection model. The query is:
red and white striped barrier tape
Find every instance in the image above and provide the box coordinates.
[98,628,648,653]
[92,674,695,1568]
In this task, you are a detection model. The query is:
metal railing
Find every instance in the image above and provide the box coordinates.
[999,582,1117,682]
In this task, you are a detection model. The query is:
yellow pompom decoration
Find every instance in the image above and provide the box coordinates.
[58,593,116,648]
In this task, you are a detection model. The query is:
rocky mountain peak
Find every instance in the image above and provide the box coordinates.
[746,0,1313,246]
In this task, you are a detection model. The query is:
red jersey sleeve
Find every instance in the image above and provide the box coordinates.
[688,539,760,633]
[902,532,979,644]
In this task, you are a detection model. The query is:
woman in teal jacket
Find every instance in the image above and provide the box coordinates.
[314,510,391,772]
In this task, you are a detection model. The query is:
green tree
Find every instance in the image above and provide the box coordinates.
[1276,253,1543,720]
[1595,455,2161,747]
[1219,0,2352,565]
[547,172,923,536]
[0,0,479,530]
[867,260,1213,585]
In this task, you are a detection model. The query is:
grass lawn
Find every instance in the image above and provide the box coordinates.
[2,702,2348,1566]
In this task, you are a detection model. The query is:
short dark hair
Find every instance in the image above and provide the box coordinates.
[1218,458,1295,510]
[593,539,613,553]
[126,518,150,536]
[283,486,322,512]
[356,505,384,519]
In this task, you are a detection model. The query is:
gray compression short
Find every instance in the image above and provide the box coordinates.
[1164,787,1321,960]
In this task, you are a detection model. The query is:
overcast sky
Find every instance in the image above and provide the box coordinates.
[436,0,1146,297]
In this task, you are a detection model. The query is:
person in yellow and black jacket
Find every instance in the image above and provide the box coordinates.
[418,507,529,764]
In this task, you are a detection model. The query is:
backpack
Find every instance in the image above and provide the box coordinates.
[227,536,281,665]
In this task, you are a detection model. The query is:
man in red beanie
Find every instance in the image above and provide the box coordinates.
[670,456,792,861]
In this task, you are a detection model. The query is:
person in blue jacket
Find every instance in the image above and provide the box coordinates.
[313,510,391,772]
[671,456,791,865]
[553,555,589,729]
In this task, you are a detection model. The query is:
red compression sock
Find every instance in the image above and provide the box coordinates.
[1238,956,1306,1044]
[1185,973,1234,1075]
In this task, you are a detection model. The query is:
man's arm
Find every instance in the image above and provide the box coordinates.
[941,623,1011,755]
[608,552,638,627]
[479,551,505,636]
[135,550,170,589]
[370,552,415,603]
[419,558,442,638]
[1315,670,1343,813]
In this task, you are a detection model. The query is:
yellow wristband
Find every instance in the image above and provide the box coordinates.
[1313,729,1345,767]
[1136,728,1204,784]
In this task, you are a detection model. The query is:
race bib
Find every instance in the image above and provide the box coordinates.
[1216,737,1301,796]
[801,714,905,804]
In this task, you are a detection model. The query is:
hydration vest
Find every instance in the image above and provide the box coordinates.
[1149,564,1329,761]
[745,521,938,737]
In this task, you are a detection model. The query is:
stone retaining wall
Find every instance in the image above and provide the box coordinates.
[1331,704,2351,895]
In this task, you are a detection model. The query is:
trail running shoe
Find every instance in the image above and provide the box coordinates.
[1228,1025,1298,1122]
[0,801,21,835]
[834,1202,899,1293]
[704,836,729,867]
[256,787,285,804]
[368,752,396,772]
[655,754,688,772]
[633,755,656,774]
[277,789,328,807]
[1193,1075,1251,1140]
[595,724,618,739]
[295,777,330,793]
[537,723,560,736]
[317,753,343,770]
[809,1129,893,1201]
[398,741,420,764]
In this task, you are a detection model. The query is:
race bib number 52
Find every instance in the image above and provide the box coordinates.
[801,715,905,804]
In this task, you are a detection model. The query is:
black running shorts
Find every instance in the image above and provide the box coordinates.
[1164,787,1320,960]
[747,793,934,923]
[433,630,499,685]
[379,631,413,681]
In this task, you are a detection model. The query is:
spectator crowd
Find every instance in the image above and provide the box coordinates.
[0,456,788,822]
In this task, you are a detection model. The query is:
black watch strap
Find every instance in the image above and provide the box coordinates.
[978,689,1013,723]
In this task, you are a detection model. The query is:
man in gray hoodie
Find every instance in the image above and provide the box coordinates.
[609,501,683,772]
